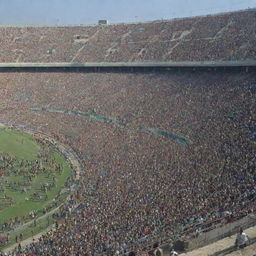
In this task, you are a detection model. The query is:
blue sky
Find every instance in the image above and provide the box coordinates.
[0,0,255,25]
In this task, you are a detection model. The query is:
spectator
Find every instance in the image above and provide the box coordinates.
[235,228,249,249]
[153,242,163,256]
[170,249,179,256]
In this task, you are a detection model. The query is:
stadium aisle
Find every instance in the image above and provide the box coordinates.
[180,224,256,256]
[226,243,256,256]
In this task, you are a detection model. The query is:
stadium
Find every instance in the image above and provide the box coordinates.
[0,7,256,256]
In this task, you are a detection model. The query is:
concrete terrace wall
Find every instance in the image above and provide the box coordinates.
[187,214,256,251]
[0,60,256,67]
[0,60,255,73]
[158,214,256,255]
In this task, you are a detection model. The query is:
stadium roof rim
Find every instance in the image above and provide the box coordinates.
[0,61,255,68]
[0,8,254,27]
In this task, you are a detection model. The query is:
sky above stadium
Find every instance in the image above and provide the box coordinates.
[0,0,255,25]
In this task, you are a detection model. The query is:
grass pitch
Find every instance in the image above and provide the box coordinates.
[0,128,40,160]
[0,127,72,246]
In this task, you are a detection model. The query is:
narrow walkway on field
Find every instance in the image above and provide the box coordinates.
[2,224,54,254]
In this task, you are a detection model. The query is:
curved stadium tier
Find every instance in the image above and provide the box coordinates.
[0,9,255,63]
[0,9,255,256]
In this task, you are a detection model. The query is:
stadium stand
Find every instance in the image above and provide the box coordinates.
[0,9,255,63]
[0,9,255,256]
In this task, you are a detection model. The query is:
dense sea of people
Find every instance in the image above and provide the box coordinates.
[0,69,255,255]
[0,8,255,255]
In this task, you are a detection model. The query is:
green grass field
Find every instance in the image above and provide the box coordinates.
[0,127,72,248]
[0,128,40,160]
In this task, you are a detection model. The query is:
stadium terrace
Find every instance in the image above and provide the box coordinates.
[0,8,255,256]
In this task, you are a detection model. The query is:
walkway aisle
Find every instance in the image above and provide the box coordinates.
[179,225,256,256]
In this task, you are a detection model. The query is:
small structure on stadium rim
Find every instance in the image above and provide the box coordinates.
[98,20,108,25]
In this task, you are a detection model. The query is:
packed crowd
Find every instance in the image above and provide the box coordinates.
[0,69,255,255]
[0,9,255,63]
